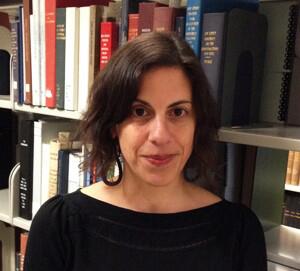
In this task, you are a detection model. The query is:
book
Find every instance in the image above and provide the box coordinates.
[45,0,57,108]
[20,232,28,271]
[23,0,32,105]
[78,5,104,113]
[68,150,84,193]
[30,7,41,106]
[185,0,259,57]
[153,6,184,33]
[17,7,24,105]
[10,20,19,101]
[290,151,300,186]
[200,9,267,126]
[259,1,299,123]
[175,15,186,39]
[32,119,75,216]
[64,7,79,111]
[128,13,139,41]
[138,2,164,35]
[55,7,66,109]
[48,132,73,198]
[285,151,295,185]
[19,119,34,220]
[282,191,300,229]
[100,21,119,70]
[57,149,70,195]
[119,0,147,46]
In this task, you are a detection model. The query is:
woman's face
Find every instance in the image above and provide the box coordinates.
[116,66,196,187]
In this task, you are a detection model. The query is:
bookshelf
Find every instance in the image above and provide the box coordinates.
[0,0,300,270]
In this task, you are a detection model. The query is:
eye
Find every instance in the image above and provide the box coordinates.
[169,108,187,118]
[132,106,148,117]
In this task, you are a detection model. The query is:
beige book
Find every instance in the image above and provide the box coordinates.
[285,151,295,185]
[290,151,300,186]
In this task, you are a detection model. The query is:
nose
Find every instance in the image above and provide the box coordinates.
[148,116,171,145]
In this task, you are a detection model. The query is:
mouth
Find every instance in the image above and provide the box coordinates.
[142,154,176,166]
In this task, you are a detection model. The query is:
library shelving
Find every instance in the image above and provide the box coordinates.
[1,0,300,271]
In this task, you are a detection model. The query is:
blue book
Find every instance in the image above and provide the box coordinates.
[17,6,24,104]
[184,0,259,57]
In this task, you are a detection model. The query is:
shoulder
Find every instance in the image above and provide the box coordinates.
[30,191,85,232]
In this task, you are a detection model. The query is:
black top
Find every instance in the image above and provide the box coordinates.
[24,190,267,271]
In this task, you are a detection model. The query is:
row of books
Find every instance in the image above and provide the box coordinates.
[285,150,300,187]
[6,0,269,126]
[18,118,119,221]
[282,190,300,229]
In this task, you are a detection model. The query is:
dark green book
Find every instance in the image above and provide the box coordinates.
[56,8,66,109]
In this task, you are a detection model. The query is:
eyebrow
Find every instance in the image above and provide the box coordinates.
[134,99,193,108]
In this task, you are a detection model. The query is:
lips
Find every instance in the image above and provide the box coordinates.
[142,154,175,166]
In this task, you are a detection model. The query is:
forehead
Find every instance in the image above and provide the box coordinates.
[137,67,192,103]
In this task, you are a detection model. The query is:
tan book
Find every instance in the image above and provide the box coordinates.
[285,151,295,185]
[48,132,73,198]
[291,151,300,186]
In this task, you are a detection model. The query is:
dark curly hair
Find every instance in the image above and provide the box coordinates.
[78,32,220,192]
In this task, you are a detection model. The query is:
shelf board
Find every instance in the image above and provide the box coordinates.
[285,184,300,193]
[219,124,300,151]
[268,261,298,271]
[14,103,83,120]
[265,225,300,270]
[0,189,11,224]
[12,217,31,231]
[0,95,12,109]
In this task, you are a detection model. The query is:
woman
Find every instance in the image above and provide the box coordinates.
[24,32,267,271]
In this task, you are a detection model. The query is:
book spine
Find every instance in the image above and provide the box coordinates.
[153,7,175,32]
[200,12,227,103]
[10,21,19,102]
[285,150,295,185]
[78,6,96,113]
[18,7,24,105]
[48,140,61,198]
[119,0,129,46]
[40,0,46,106]
[175,16,186,39]
[32,121,42,217]
[185,0,202,57]
[291,151,300,186]
[100,21,119,70]
[128,13,139,41]
[57,149,70,195]
[19,120,34,220]
[23,0,32,105]
[30,10,41,106]
[56,8,66,109]
[64,7,79,111]
[45,0,57,108]
[138,2,156,35]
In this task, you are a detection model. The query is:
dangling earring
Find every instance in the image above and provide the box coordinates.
[102,142,123,186]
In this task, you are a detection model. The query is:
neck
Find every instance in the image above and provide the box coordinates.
[117,175,196,213]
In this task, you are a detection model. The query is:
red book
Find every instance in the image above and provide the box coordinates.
[138,2,165,35]
[45,0,56,108]
[128,13,139,41]
[100,21,118,70]
[45,0,110,108]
